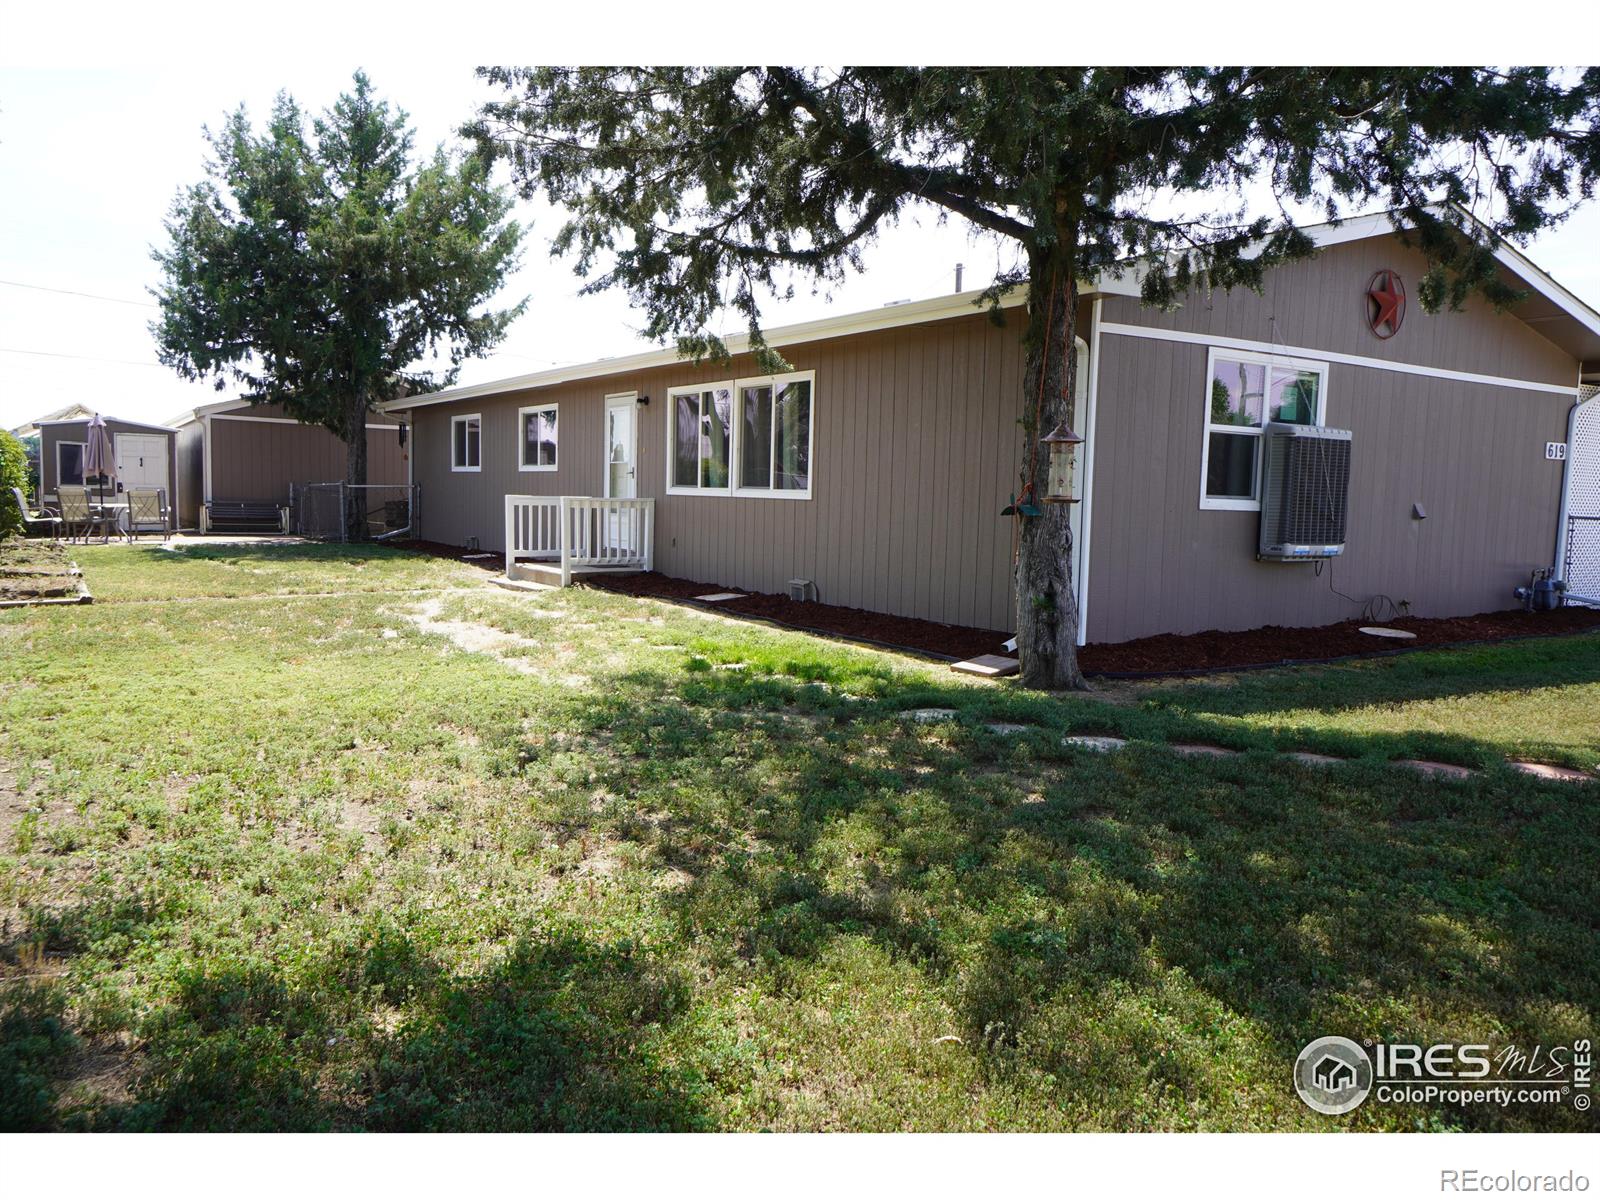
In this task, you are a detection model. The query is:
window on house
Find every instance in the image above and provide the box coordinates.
[738,375,812,494]
[670,385,733,490]
[57,441,86,487]
[519,404,557,470]
[451,414,481,472]
[670,372,814,498]
[1201,350,1325,509]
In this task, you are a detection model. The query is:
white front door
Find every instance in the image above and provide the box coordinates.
[116,433,168,492]
[604,394,637,499]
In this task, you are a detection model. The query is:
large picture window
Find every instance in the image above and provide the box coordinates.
[56,441,86,488]
[668,371,814,499]
[451,414,481,472]
[1200,349,1326,510]
[518,404,558,471]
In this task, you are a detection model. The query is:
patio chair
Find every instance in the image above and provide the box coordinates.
[56,487,110,544]
[125,487,170,542]
[9,487,62,541]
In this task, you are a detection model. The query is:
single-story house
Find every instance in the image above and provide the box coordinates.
[382,213,1600,645]
[31,412,180,514]
[170,399,407,532]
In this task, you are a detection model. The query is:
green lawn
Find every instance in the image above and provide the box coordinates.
[1,542,1596,1131]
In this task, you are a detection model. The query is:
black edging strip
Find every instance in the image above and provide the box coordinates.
[580,583,964,665]
[587,580,1600,680]
[1081,623,1600,681]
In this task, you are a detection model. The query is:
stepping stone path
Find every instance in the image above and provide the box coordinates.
[1509,761,1593,783]
[1063,734,1128,752]
[951,655,1020,678]
[1057,733,1595,784]
[902,708,959,723]
[985,722,1031,736]
[1394,759,1477,781]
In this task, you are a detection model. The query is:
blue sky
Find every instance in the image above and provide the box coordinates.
[4,61,1598,432]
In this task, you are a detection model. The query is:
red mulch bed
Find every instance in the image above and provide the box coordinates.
[1081,606,1600,676]
[393,540,1600,675]
[391,539,508,573]
[589,571,1010,660]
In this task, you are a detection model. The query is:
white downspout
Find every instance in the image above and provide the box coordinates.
[1553,378,1597,583]
[1076,296,1104,647]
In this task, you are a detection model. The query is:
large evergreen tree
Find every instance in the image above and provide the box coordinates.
[469,67,1599,687]
[153,72,525,537]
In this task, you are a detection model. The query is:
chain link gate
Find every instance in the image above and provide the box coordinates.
[291,482,418,542]
[1562,385,1600,607]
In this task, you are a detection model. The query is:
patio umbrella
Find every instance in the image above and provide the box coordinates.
[83,412,115,508]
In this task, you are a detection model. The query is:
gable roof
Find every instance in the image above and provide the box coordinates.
[10,402,97,437]
[379,207,1593,414]
[14,408,174,437]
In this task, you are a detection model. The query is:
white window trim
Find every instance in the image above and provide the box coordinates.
[451,413,482,473]
[1198,347,1329,512]
[517,403,559,472]
[665,370,816,501]
[56,440,88,488]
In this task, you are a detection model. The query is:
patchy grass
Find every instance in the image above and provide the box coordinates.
[0,544,1595,1131]
[0,538,82,603]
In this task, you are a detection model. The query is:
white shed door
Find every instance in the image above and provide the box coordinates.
[116,433,168,491]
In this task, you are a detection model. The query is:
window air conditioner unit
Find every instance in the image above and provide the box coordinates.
[1258,422,1352,561]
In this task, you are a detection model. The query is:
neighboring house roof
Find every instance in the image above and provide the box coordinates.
[168,396,402,427]
[15,409,175,437]
[10,402,97,437]
[384,206,1600,415]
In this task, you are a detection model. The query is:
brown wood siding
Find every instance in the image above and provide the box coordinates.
[38,419,178,512]
[413,310,1036,632]
[1087,327,1575,644]
[411,230,1579,642]
[1101,234,1575,386]
[207,417,408,504]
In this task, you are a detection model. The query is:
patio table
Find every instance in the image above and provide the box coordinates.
[91,501,129,540]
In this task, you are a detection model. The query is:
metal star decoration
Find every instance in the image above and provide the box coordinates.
[1366,269,1406,339]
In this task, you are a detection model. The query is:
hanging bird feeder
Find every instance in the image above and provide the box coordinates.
[1041,422,1084,503]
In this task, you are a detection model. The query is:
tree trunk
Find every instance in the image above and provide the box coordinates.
[344,396,369,543]
[1014,244,1087,690]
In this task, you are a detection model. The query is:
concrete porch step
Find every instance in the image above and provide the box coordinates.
[511,562,646,588]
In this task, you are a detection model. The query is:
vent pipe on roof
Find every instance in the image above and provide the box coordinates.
[954,263,964,293]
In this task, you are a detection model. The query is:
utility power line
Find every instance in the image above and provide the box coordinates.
[0,346,166,368]
[0,278,159,309]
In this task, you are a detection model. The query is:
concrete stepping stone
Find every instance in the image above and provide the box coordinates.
[1169,743,1239,758]
[695,592,745,602]
[1064,734,1126,752]
[951,654,1020,678]
[1394,759,1477,780]
[1509,761,1594,783]
[902,708,959,723]
[985,722,1031,735]
[1287,751,1345,766]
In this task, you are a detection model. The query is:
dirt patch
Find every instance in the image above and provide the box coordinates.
[57,1033,140,1109]
[404,598,542,675]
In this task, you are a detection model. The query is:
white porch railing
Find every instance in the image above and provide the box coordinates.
[504,495,655,586]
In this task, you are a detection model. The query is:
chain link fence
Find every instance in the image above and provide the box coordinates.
[1564,516,1600,608]
[291,482,418,543]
